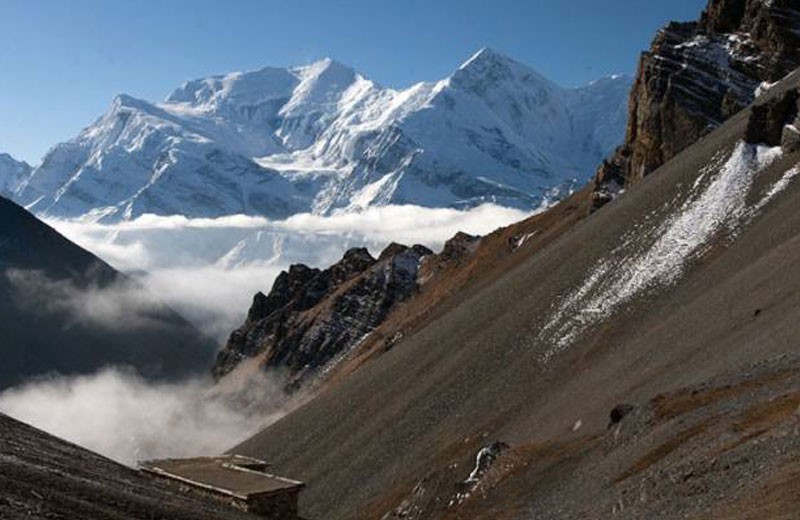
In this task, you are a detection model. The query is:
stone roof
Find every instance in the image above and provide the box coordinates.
[139,455,304,500]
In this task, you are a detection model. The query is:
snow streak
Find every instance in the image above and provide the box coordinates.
[539,141,791,361]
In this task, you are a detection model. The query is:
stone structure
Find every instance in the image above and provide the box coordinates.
[140,455,304,519]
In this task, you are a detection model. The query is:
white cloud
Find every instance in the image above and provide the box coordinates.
[0,204,532,464]
[0,367,301,465]
[6,269,176,332]
[141,264,284,341]
[44,204,532,340]
[278,204,532,245]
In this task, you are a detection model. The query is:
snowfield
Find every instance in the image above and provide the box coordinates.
[9,49,630,222]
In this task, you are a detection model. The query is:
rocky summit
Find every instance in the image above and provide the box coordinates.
[213,243,432,388]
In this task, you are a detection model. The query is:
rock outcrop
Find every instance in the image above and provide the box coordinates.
[437,232,481,264]
[744,85,799,146]
[213,243,432,387]
[592,0,800,208]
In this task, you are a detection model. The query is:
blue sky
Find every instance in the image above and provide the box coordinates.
[0,0,706,164]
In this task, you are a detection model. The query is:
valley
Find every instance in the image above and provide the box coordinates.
[2,0,800,519]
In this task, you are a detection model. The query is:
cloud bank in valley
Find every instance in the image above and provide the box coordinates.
[0,367,302,465]
[6,268,181,333]
[0,203,532,465]
[46,204,532,340]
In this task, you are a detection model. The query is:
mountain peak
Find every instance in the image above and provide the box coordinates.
[296,57,352,74]
[110,93,154,113]
[0,152,31,197]
[457,47,514,71]
[450,47,557,95]
[164,66,297,107]
[0,152,28,166]
[111,93,135,105]
[292,57,357,86]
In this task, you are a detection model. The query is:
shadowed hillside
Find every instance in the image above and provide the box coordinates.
[0,196,217,389]
[0,412,261,519]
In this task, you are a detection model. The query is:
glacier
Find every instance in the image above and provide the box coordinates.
[7,49,631,222]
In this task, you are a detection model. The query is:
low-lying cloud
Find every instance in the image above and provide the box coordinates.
[6,268,176,332]
[46,204,532,340]
[0,367,301,465]
[0,203,532,465]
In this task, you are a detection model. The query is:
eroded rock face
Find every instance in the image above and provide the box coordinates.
[439,232,480,263]
[744,87,799,146]
[592,0,800,209]
[212,244,432,387]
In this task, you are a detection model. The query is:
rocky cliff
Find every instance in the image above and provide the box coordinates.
[213,243,433,387]
[592,0,800,208]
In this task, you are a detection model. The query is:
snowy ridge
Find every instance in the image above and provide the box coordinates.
[0,153,31,198]
[10,50,631,222]
[539,141,792,360]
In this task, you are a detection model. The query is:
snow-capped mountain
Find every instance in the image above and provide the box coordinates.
[13,49,631,221]
[0,153,31,198]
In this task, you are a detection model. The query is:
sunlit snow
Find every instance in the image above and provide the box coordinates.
[11,51,630,222]
[539,141,790,360]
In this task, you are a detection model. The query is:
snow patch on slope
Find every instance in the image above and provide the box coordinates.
[539,141,787,360]
[753,165,800,212]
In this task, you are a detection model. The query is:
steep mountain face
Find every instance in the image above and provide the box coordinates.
[0,412,257,520]
[214,243,432,387]
[10,51,630,221]
[0,153,30,198]
[215,204,588,393]
[0,196,217,389]
[592,0,800,207]
[213,181,597,392]
[233,67,800,519]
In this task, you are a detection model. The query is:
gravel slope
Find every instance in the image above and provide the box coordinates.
[234,70,800,519]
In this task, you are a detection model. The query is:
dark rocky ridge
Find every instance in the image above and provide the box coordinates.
[213,243,433,386]
[592,0,800,208]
